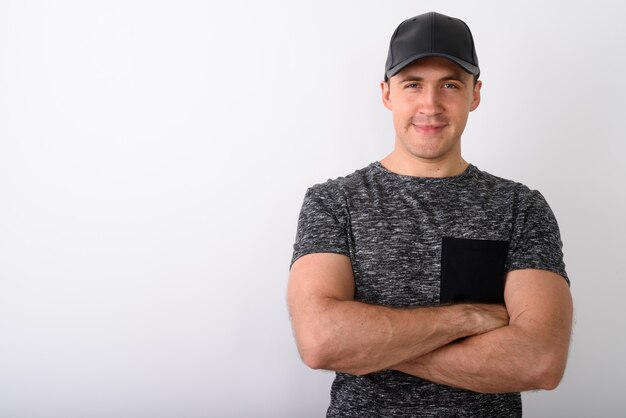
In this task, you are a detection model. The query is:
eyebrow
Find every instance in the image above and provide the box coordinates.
[396,74,468,85]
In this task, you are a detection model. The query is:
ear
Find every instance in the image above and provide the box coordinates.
[381,80,392,110]
[469,80,482,112]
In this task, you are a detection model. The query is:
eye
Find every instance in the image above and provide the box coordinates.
[405,82,419,89]
[442,82,459,89]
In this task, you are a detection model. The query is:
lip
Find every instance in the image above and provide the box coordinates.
[412,124,447,135]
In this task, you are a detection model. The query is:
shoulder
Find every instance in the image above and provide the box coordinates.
[471,166,546,205]
[471,166,526,192]
[306,163,378,201]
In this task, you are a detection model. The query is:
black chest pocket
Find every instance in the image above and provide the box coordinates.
[440,237,510,304]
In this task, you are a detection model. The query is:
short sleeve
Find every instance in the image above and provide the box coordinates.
[290,185,351,269]
[507,189,569,284]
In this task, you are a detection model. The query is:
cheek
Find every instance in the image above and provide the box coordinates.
[393,110,413,131]
[392,101,415,122]
[450,101,473,121]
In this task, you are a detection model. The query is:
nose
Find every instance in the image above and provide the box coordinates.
[419,87,443,116]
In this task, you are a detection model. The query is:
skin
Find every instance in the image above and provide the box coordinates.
[392,269,573,392]
[288,56,573,392]
[288,253,509,376]
[379,56,481,178]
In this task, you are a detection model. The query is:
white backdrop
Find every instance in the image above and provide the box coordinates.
[1,1,624,417]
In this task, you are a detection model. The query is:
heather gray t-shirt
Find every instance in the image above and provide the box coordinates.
[291,162,568,417]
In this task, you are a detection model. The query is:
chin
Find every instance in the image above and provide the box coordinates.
[406,146,451,161]
[406,140,458,160]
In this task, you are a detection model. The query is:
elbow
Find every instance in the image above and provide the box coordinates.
[531,354,567,391]
[295,328,334,371]
[299,345,328,371]
[536,366,565,391]
[296,333,372,376]
[299,346,373,376]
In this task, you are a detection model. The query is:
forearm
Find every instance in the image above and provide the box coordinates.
[393,321,571,393]
[294,298,507,376]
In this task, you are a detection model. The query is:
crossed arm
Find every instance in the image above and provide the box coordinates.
[287,252,573,393]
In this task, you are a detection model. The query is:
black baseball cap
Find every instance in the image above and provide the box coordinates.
[384,12,479,81]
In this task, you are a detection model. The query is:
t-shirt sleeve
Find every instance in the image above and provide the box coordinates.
[290,185,351,269]
[506,189,569,284]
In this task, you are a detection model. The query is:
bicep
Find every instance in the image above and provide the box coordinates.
[287,253,355,359]
[504,269,573,349]
[288,253,355,312]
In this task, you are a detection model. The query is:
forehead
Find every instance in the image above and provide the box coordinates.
[392,56,472,82]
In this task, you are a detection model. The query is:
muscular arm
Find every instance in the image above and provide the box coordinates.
[288,253,509,376]
[392,269,573,393]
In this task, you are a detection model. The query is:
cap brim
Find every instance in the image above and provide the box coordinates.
[386,53,480,80]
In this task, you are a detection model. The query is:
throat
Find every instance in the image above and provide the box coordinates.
[379,152,468,178]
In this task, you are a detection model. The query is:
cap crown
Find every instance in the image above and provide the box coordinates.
[385,12,479,80]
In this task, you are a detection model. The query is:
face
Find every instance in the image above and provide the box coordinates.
[381,57,482,164]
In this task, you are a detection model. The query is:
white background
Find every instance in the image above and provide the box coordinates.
[1,1,624,417]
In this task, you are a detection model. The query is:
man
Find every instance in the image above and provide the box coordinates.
[288,11,572,417]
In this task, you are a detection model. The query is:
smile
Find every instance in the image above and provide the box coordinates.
[412,124,447,135]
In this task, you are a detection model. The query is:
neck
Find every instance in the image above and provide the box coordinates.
[379,151,469,178]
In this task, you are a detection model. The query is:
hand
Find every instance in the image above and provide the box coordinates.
[463,303,509,335]
[391,304,509,377]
